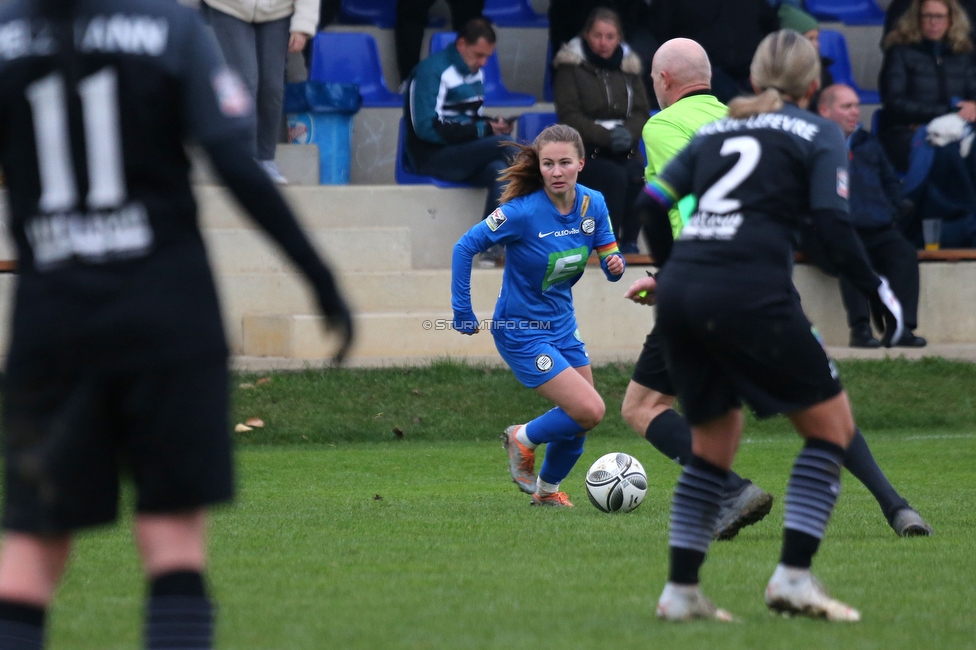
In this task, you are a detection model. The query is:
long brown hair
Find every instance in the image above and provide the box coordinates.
[882,0,973,52]
[499,124,585,204]
[728,29,820,119]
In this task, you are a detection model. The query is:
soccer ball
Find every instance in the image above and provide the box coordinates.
[585,452,648,513]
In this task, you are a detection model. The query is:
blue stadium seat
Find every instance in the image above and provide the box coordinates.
[806,0,885,25]
[309,33,403,107]
[516,111,557,143]
[395,118,472,187]
[483,0,548,27]
[429,32,535,106]
[819,29,881,105]
[338,0,396,28]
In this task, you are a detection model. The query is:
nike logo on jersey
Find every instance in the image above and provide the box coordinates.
[539,229,581,238]
[538,231,554,238]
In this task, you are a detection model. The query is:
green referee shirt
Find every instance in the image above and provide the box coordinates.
[642,92,727,237]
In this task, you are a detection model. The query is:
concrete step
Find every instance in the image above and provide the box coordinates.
[197,184,488,269]
[190,144,320,186]
[202,226,411,274]
[216,269,503,320]
[235,266,655,359]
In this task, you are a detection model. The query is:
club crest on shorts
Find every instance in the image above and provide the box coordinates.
[580,217,595,235]
[486,208,507,231]
[535,354,553,372]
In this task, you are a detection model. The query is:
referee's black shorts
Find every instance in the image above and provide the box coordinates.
[655,276,843,426]
[2,359,234,534]
[630,324,676,396]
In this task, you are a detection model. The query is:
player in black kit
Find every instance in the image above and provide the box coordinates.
[643,31,907,623]
[0,0,352,647]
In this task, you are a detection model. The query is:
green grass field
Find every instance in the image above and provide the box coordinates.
[38,359,976,648]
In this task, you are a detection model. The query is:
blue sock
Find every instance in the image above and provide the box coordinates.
[146,571,213,650]
[0,600,44,650]
[525,407,586,445]
[539,435,586,484]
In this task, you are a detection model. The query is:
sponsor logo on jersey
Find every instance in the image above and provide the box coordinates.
[538,230,554,238]
[535,354,553,372]
[212,68,252,117]
[542,246,588,291]
[836,168,849,199]
[554,228,579,237]
[486,208,507,231]
[580,217,595,235]
[681,211,743,240]
[580,194,590,217]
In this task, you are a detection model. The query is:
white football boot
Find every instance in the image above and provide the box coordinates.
[656,583,735,622]
[765,564,861,622]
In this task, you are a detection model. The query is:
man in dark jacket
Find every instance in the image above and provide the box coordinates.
[648,0,778,103]
[819,84,927,348]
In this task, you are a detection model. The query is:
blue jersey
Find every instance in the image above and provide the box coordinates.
[452,185,623,340]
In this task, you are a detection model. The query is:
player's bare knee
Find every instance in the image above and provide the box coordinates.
[577,397,605,430]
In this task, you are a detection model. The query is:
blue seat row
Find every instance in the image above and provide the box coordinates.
[805,0,885,26]
[309,31,535,107]
[339,0,546,28]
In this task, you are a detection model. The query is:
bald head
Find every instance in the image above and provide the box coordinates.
[651,38,712,108]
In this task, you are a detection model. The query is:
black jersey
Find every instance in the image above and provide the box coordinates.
[657,103,850,286]
[0,0,254,371]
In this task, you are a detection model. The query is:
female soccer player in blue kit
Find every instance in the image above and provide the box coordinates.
[451,124,626,507]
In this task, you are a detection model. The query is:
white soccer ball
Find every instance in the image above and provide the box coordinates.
[585,452,648,513]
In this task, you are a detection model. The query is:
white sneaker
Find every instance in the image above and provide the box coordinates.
[258,159,288,185]
[656,582,735,622]
[765,565,861,622]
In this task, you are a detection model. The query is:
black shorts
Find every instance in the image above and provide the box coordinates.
[2,360,234,534]
[655,276,843,426]
[630,324,676,396]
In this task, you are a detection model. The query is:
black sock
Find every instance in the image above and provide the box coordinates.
[667,455,727,584]
[780,439,845,569]
[146,571,213,650]
[0,600,45,650]
[645,409,748,491]
[844,428,910,523]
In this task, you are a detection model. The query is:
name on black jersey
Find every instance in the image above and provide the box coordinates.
[698,113,820,142]
[26,203,154,270]
[0,15,168,62]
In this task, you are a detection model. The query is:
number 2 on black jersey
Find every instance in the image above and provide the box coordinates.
[699,136,761,214]
[26,67,126,214]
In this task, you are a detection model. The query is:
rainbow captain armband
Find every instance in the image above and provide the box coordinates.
[596,241,625,281]
[643,178,679,211]
[596,241,620,261]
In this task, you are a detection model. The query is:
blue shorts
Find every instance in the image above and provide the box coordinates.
[494,328,590,388]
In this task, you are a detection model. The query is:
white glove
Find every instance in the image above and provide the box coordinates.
[926,113,969,147]
[873,276,904,347]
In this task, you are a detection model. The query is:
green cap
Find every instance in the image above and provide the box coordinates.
[778,4,819,35]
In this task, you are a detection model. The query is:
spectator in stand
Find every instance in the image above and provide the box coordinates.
[547,0,659,105]
[778,4,833,112]
[884,0,976,42]
[552,7,650,253]
[203,0,319,184]
[648,0,779,103]
[818,84,927,348]
[395,0,485,86]
[403,18,514,267]
[879,0,976,172]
